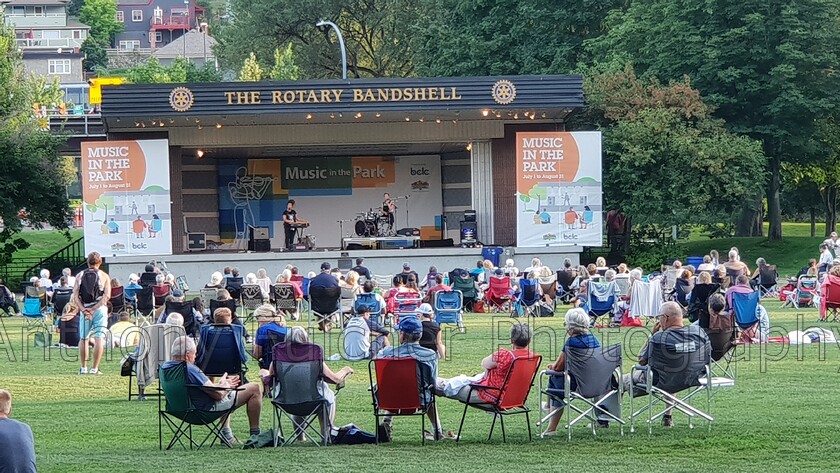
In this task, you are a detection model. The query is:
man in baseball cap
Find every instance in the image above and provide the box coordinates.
[309,261,339,331]
[376,316,454,440]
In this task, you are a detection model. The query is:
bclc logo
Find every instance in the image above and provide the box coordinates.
[410,166,430,176]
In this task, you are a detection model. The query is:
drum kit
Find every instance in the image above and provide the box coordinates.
[354,208,394,237]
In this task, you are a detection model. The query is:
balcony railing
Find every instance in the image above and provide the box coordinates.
[16,37,84,49]
[151,15,191,28]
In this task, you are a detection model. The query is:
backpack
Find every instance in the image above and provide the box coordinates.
[331,424,377,445]
[79,268,103,306]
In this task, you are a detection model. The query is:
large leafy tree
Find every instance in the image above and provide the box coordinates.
[0,26,74,263]
[79,0,123,43]
[215,0,419,78]
[412,0,623,76]
[587,0,840,240]
[575,67,766,229]
[123,57,222,83]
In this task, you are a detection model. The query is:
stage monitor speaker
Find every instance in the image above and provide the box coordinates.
[396,227,420,237]
[337,258,352,271]
[463,210,476,222]
[419,238,454,249]
[460,221,477,245]
[250,226,269,240]
[248,239,271,252]
[187,232,206,251]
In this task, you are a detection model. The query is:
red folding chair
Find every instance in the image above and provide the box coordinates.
[485,276,513,312]
[393,292,421,325]
[152,284,170,307]
[369,357,435,444]
[456,354,542,443]
[821,276,840,322]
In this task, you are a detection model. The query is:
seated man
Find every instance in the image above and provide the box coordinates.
[0,389,36,473]
[441,323,534,405]
[252,304,287,372]
[376,317,453,441]
[622,301,710,427]
[344,306,390,361]
[162,336,263,445]
[422,274,451,304]
[109,312,139,347]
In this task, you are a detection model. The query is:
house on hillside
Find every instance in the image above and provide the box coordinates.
[113,0,204,52]
[152,28,216,68]
[0,0,89,83]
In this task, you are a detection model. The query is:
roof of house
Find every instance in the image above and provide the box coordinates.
[153,29,216,59]
[1,0,69,5]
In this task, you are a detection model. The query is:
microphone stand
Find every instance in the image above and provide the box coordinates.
[403,194,410,230]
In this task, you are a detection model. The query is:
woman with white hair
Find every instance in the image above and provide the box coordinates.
[542,308,605,436]
[206,271,224,289]
[267,326,353,437]
[503,258,519,278]
[39,269,53,294]
[255,268,272,297]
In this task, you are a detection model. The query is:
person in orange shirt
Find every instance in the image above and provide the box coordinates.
[132,216,146,238]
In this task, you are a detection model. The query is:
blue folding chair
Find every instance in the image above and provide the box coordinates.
[22,297,49,332]
[731,291,760,330]
[433,290,465,333]
[512,278,541,318]
[354,293,383,325]
[585,281,617,325]
[196,324,249,382]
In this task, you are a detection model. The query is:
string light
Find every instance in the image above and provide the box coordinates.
[435,118,441,124]
[375,112,381,118]
[354,112,362,119]
[481,110,489,117]
[306,114,313,120]
[159,121,165,127]
[514,113,519,119]
[418,117,424,122]
[466,143,473,151]
[216,123,222,128]
[405,116,410,122]
[330,113,336,119]
[196,149,205,158]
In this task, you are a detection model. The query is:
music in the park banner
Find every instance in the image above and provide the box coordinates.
[80,139,173,256]
[515,132,603,248]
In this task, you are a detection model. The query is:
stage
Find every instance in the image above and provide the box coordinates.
[105,245,582,289]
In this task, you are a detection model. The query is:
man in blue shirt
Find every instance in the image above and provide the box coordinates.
[376,317,454,440]
[0,389,36,473]
[161,336,263,445]
[252,304,287,371]
[310,262,339,289]
[350,257,372,281]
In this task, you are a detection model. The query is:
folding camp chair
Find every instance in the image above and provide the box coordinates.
[372,275,392,290]
[239,284,265,323]
[628,280,663,324]
[110,286,127,315]
[271,343,331,446]
[152,285,170,307]
[485,276,513,312]
[354,293,383,325]
[134,286,156,325]
[673,278,694,309]
[757,267,778,298]
[224,277,244,300]
[822,278,840,322]
[614,275,631,298]
[157,361,241,450]
[309,286,341,331]
[683,327,737,400]
[22,297,49,332]
[339,286,357,326]
[369,357,435,444]
[51,287,74,318]
[199,288,219,310]
[271,283,299,318]
[585,281,617,325]
[791,275,819,309]
[661,268,679,297]
[393,292,422,325]
[456,354,542,443]
[433,290,465,333]
[511,278,541,318]
[139,272,158,288]
[209,299,238,322]
[451,275,478,311]
[165,300,199,338]
[538,274,558,311]
[538,344,624,439]
[298,277,311,314]
[131,324,187,400]
[556,270,578,305]
[732,291,761,341]
[687,283,721,325]
[196,324,248,381]
[724,268,744,290]
[629,332,713,434]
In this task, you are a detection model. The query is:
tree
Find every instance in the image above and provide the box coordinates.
[412,0,624,76]
[79,0,123,43]
[239,52,264,81]
[268,43,300,81]
[215,0,420,78]
[574,67,766,229]
[122,57,222,84]
[587,0,840,240]
[0,25,73,263]
[81,36,109,73]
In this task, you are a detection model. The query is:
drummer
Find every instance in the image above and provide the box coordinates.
[382,192,396,228]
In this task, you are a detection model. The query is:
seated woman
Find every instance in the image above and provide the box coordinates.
[265,326,353,438]
[245,272,268,299]
[418,303,445,358]
[503,259,519,278]
[595,257,609,276]
[342,270,362,295]
[274,270,303,321]
[420,266,438,290]
[205,271,224,290]
[58,302,81,347]
[0,278,20,317]
[571,266,591,309]
[750,258,778,291]
[253,304,287,373]
[542,308,611,435]
[255,268,272,298]
[615,268,643,325]
[806,258,819,277]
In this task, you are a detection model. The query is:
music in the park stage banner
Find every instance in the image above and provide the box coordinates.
[80,139,172,256]
[515,132,603,248]
[218,156,442,249]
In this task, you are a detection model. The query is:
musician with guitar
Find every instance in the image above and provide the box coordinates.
[282,200,309,250]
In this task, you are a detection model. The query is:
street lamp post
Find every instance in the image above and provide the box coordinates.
[183,0,189,61]
[200,21,207,66]
[315,20,347,80]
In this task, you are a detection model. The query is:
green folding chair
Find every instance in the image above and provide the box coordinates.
[158,362,241,450]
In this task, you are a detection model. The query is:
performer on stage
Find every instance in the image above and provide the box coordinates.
[382,192,396,230]
[282,200,309,250]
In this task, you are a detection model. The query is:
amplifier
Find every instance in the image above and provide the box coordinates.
[187,232,206,251]
[396,227,420,237]
[248,239,271,252]
[380,239,416,249]
[250,226,269,240]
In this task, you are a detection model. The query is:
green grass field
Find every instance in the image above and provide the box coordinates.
[2,304,840,473]
[13,229,82,261]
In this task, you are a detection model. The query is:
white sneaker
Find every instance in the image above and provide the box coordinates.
[79,367,88,374]
[89,368,102,375]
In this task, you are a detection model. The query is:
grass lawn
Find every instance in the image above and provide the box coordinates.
[13,229,82,261]
[2,303,839,472]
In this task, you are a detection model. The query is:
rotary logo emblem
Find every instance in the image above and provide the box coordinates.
[491,79,516,105]
[169,86,194,112]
